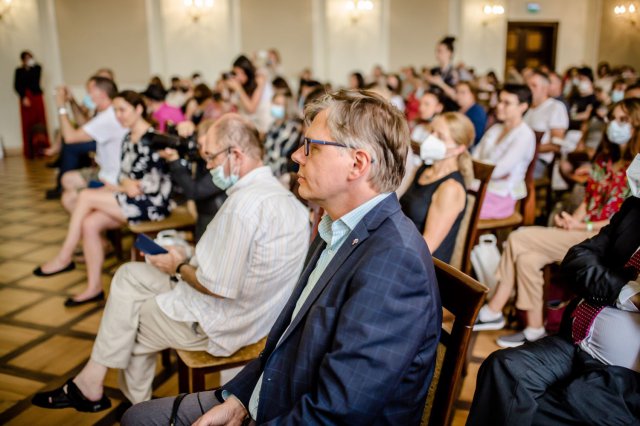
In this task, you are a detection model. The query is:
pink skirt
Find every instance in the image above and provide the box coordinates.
[479,192,517,220]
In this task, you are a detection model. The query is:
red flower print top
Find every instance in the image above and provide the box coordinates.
[584,158,630,222]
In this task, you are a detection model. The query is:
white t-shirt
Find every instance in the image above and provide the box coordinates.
[523,97,568,164]
[472,122,536,200]
[82,105,128,184]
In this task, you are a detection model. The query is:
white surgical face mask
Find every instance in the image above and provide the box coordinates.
[270,104,285,120]
[627,154,640,198]
[411,126,430,144]
[420,134,448,165]
[26,58,36,67]
[611,90,625,103]
[578,80,592,95]
[210,154,239,190]
[607,120,633,145]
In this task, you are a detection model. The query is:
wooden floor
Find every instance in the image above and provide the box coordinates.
[0,155,510,425]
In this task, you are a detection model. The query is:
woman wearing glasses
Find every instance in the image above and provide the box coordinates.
[400,112,475,263]
[34,91,172,306]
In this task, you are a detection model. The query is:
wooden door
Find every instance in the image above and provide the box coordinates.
[505,22,558,75]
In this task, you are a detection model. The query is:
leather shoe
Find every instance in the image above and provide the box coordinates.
[33,261,75,277]
[64,291,105,307]
[32,379,111,412]
[45,187,62,200]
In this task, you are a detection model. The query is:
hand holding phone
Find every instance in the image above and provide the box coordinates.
[134,233,168,255]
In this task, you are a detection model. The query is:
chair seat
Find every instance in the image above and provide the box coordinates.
[177,337,267,370]
[477,211,523,230]
[128,205,195,234]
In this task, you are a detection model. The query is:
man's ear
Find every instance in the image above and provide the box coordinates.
[348,149,374,181]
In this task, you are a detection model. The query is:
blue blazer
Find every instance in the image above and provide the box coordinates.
[225,194,442,425]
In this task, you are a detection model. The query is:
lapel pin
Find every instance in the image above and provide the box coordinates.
[352,238,359,246]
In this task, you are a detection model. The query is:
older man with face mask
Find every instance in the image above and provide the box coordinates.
[32,114,310,412]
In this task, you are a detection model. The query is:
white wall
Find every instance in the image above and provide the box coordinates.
[458,0,601,77]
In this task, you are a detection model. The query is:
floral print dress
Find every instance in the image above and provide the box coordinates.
[584,158,630,222]
[115,131,172,223]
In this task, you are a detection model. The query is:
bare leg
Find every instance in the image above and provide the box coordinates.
[61,171,87,213]
[40,189,125,274]
[72,211,124,302]
[73,359,108,401]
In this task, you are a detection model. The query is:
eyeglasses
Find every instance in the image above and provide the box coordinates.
[301,137,348,156]
[203,146,231,163]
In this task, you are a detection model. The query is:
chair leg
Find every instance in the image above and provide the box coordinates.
[463,331,479,377]
[178,356,190,393]
[192,369,206,393]
[161,349,172,369]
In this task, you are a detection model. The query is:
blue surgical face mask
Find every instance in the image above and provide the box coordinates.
[611,90,625,103]
[270,104,285,120]
[82,93,96,110]
[607,120,632,145]
[210,154,239,190]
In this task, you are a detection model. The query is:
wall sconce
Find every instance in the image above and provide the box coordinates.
[614,2,638,25]
[345,0,374,24]
[0,0,13,20]
[482,3,504,25]
[183,0,214,23]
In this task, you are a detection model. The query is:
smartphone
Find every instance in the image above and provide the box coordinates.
[134,233,168,255]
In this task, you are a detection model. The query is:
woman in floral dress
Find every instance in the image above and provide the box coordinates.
[34,91,172,306]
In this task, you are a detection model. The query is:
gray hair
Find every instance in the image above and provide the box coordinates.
[304,89,409,193]
[211,113,263,159]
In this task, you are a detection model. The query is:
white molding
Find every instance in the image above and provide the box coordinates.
[312,0,327,81]
[145,0,167,78]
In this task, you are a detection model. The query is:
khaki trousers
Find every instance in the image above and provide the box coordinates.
[91,262,209,404]
[495,226,596,315]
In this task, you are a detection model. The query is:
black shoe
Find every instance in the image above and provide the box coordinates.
[64,291,105,307]
[46,157,61,168]
[33,261,76,277]
[32,379,111,412]
[45,187,62,200]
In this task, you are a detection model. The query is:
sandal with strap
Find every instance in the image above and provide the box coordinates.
[32,379,111,412]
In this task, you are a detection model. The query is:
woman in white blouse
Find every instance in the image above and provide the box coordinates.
[473,84,536,219]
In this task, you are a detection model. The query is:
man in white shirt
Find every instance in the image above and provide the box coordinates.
[54,76,128,212]
[523,69,569,179]
[32,114,310,411]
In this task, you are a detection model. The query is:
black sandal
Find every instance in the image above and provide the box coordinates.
[32,379,111,412]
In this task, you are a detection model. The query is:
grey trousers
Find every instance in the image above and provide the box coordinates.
[121,390,221,425]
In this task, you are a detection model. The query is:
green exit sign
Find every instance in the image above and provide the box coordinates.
[527,2,541,13]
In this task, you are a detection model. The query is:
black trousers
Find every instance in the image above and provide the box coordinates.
[467,335,640,426]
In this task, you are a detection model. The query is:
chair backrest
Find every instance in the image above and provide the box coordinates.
[423,258,488,426]
[520,131,544,225]
[450,160,495,274]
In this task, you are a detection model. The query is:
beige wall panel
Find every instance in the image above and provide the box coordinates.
[240,0,313,83]
[389,0,450,71]
[55,0,150,86]
[598,0,640,71]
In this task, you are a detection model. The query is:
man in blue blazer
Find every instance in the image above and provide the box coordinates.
[123,90,442,425]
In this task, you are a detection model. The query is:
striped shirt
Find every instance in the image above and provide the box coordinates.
[247,192,391,419]
[156,166,310,356]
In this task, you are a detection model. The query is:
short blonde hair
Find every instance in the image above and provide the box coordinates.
[438,112,475,187]
[304,89,409,193]
[210,113,263,159]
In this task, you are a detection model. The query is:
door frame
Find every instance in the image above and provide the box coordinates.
[506,21,559,72]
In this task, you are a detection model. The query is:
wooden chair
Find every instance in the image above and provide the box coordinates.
[176,337,267,393]
[475,131,543,235]
[128,203,197,260]
[450,160,495,275]
[422,258,489,426]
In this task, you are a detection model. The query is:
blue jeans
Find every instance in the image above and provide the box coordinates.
[57,140,96,186]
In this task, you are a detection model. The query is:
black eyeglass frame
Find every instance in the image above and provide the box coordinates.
[301,137,348,156]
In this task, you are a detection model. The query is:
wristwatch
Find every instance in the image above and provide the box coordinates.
[175,261,190,281]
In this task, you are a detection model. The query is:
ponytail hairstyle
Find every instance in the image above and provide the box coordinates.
[439,36,456,54]
[440,111,475,187]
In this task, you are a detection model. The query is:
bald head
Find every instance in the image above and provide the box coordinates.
[206,113,263,160]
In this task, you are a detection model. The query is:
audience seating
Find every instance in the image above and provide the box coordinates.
[421,258,488,426]
[449,160,495,275]
[176,337,267,393]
